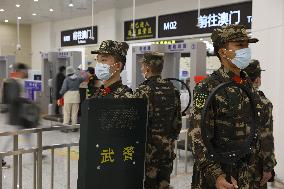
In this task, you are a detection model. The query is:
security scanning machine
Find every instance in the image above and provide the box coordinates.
[0,55,15,79]
[40,51,82,115]
[131,42,206,96]
[0,56,16,111]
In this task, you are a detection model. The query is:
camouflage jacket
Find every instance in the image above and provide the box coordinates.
[189,67,258,189]
[134,75,182,139]
[249,90,277,188]
[95,80,133,98]
[134,75,182,162]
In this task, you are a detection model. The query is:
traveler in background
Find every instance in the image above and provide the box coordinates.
[55,66,66,115]
[60,66,87,131]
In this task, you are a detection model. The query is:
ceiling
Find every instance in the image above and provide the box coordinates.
[0,0,166,24]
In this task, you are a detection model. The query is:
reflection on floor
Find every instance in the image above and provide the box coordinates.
[0,113,283,189]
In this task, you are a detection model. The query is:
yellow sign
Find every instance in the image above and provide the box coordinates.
[154,40,176,45]
[123,146,135,161]
[125,17,156,41]
[101,148,115,164]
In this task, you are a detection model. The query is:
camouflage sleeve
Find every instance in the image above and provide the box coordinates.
[133,84,151,99]
[260,101,277,172]
[171,88,182,140]
[188,82,223,186]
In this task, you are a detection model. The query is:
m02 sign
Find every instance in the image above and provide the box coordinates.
[164,21,177,31]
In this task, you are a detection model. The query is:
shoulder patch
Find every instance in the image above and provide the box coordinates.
[195,93,207,109]
[193,81,210,109]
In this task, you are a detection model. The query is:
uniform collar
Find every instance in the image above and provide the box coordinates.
[108,80,123,91]
[216,67,247,84]
[147,75,161,81]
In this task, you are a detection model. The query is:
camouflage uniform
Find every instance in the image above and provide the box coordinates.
[244,60,277,189]
[189,25,259,189]
[91,40,133,98]
[95,80,133,98]
[134,53,182,189]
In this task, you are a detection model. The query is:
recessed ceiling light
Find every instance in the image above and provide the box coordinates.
[0,9,5,12]
[34,0,39,1]
[4,20,8,23]
[17,17,21,20]
[16,4,21,8]
[49,8,54,12]
[68,3,74,7]
[32,13,37,16]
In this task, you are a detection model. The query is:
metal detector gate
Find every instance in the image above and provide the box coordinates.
[0,55,15,79]
[40,51,82,114]
[131,42,206,94]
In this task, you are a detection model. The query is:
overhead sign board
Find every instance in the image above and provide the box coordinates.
[61,26,98,46]
[158,1,252,38]
[124,17,156,41]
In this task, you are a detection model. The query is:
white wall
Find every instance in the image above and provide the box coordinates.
[31,22,52,70]
[31,9,118,69]
[0,23,31,66]
[252,0,284,181]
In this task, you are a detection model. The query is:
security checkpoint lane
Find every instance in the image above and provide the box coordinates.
[0,113,282,189]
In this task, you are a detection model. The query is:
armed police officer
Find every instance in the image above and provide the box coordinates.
[91,40,132,98]
[244,60,277,189]
[134,53,182,189]
[189,25,259,189]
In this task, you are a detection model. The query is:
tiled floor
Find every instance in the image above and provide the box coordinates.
[0,113,283,189]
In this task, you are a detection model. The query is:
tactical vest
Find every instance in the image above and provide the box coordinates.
[209,72,254,152]
[256,91,270,128]
[145,78,176,137]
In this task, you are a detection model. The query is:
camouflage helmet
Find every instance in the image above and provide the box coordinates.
[244,59,265,81]
[211,24,258,48]
[141,52,164,67]
[91,40,129,64]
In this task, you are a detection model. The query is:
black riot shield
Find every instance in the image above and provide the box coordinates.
[77,98,148,189]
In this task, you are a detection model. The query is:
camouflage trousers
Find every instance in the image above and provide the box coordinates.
[250,183,267,189]
[249,173,268,189]
[144,137,176,189]
[191,162,252,189]
[144,160,173,189]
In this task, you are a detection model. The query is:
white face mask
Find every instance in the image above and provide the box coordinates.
[95,63,110,80]
[225,48,252,69]
[95,63,118,81]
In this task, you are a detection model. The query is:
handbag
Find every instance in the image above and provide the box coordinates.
[57,98,64,106]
